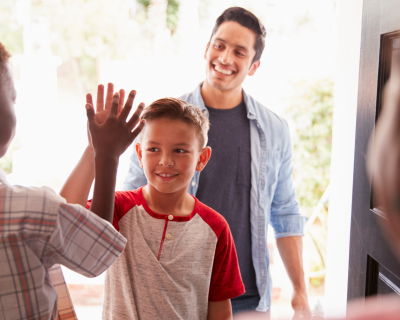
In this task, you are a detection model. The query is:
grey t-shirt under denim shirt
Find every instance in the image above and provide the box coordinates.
[196,100,258,299]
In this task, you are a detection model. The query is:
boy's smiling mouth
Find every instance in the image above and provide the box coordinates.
[155,173,179,181]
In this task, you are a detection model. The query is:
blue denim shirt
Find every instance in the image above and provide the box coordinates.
[123,83,306,312]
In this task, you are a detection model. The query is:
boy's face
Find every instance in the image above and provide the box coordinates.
[136,118,211,195]
[0,63,16,158]
[204,21,261,92]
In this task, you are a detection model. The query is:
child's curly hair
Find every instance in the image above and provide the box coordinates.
[140,97,210,149]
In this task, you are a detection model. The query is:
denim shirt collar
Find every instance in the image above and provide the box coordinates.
[193,82,258,121]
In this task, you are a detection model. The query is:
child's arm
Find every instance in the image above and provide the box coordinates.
[60,84,144,222]
[208,300,232,320]
[60,83,120,206]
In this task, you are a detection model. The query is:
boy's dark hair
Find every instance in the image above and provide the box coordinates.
[210,7,266,64]
[140,97,210,149]
[0,42,11,82]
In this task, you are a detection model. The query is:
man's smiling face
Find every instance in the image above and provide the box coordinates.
[204,21,260,92]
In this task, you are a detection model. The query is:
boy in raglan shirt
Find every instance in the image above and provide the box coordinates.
[60,86,245,320]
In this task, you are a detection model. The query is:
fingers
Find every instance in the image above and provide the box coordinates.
[119,90,137,121]
[118,89,125,115]
[86,93,94,107]
[85,103,98,129]
[96,84,105,112]
[127,102,145,130]
[131,119,146,142]
[108,92,120,118]
[105,83,114,110]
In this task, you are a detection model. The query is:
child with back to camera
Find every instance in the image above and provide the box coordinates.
[0,42,145,320]
[60,86,245,320]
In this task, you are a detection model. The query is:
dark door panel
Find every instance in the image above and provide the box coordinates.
[348,0,400,307]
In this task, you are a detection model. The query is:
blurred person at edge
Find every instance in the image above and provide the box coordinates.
[230,34,400,320]
[0,41,148,319]
[124,7,310,319]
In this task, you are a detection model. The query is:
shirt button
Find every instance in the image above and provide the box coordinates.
[191,181,196,187]
[168,215,173,221]
[166,234,172,240]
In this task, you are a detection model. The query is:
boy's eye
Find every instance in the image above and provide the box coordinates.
[149,148,159,152]
[175,149,186,154]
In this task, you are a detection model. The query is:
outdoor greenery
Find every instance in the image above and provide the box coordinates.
[135,0,180,33]
[287,79,334,287]
[287,79,334,209]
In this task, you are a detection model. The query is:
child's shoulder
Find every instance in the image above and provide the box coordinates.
[194,199,230,239]
[114,187,144,208]
[2,183,62,208]
[0,184,63,233]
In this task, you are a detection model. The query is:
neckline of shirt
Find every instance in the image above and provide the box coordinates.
[138,186,200,222]
[205,100,245,115]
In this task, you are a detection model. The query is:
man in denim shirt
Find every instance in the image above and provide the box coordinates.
[124,7,310,318]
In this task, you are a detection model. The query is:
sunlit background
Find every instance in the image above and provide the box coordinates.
[1,0,337,318]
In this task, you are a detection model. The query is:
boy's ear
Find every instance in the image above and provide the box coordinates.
[136,142,144,168]
[196,146,212,172]
[248,60,261,76]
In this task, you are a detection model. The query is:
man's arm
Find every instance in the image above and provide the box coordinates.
[276,236,310,320]
[269,121,310,319]
[207,300,232,320]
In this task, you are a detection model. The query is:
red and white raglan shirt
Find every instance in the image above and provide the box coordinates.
[88,186,245,320]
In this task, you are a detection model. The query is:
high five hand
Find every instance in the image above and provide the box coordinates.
[86,90,145,159]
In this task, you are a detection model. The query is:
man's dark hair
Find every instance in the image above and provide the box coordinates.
[210,7,266,64]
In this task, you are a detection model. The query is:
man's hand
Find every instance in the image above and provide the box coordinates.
[207,300,232,320]
[87,90,145,222]
[86,83,126,149]
[276,236,311,320]
[292,289,311,320]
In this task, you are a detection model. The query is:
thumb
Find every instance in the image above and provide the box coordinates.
[86,103,98,129]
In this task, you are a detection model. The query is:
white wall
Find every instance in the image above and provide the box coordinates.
[324,0,363,318]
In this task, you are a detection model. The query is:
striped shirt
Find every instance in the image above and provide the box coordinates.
[89,187,245,320]
[0,171,127,320]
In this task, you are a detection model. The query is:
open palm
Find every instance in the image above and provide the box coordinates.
[86,83,128,149]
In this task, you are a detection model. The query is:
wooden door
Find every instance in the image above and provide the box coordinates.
[348,0,400,303]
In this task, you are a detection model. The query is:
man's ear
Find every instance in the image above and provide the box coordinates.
[204,42,210,60]
[196,146,212,172]
[136,142,144,168]
[248,60,261,76]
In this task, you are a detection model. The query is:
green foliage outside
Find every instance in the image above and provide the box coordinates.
[286,79,333,286]
[0,1,23,55]
[287,79,333,208]
[0,0,180,93]
[136,0,179,33]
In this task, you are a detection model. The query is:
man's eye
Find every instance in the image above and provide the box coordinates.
[175,149,186,154]
[236,51,245,56]
[214,44,221,49]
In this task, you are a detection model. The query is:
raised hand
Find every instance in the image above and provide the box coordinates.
[86,83,126,149]
[86,90,145,222]
[86,90,145,159]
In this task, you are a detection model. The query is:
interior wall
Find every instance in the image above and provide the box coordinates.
[324,0,363,318]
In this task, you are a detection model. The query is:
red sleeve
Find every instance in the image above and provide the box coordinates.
[86,189,142,232]
[208,224,245,301]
